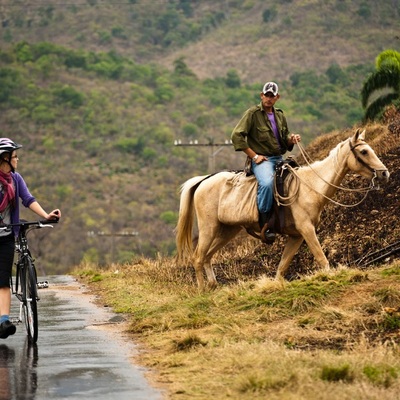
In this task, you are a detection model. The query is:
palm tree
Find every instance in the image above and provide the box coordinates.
[361,49,400,121]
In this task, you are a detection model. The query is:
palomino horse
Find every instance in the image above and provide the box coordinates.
[176,129,390,290]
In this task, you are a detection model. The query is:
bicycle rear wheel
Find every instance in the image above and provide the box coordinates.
[20,258,39,343]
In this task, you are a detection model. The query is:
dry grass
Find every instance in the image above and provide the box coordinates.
[73,250,400,400]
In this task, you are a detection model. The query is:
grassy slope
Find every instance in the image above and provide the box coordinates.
[74,259,400,400]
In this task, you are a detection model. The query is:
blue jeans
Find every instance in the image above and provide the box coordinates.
[252,156,282,214]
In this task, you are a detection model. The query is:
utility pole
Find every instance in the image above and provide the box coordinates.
[87,231,139,264]
[174,138,232,173]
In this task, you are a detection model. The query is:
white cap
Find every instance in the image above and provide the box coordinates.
[262,82,279,96]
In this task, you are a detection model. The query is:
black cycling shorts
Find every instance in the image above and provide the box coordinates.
[0,234,15,288]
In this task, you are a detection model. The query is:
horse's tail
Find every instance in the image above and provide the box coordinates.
[175,175,210,262]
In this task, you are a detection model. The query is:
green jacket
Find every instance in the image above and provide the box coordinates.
[231,103,293,156]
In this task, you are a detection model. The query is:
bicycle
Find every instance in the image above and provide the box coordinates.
[1,219,58,343]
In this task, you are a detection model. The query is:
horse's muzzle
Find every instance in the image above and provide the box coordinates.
[376,169,390,183]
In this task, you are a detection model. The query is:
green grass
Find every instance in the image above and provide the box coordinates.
[321,364,354,383]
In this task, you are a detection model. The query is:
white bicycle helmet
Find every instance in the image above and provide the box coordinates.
[0,138,22,155]
[0,138,22,172]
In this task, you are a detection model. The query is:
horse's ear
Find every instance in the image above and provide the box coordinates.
[354,128,366,141]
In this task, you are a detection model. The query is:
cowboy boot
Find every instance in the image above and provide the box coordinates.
[259,212,275,244]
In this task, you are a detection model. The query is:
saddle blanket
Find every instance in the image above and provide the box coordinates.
[218,172,258,225]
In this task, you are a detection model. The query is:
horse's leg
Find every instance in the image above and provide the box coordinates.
[298,224,330,271]
[203,226,242,289]
[195,225,241,290]
[193,224,219,290]
[203,259,217,289]
[192,255,206,290]
[276,236,304,279]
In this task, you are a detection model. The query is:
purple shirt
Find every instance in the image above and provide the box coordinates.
[11,172,36,236]
[267,112,282,150]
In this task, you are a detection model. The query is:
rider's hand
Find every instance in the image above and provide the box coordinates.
[290,134,301,144]
[256,155,268,164]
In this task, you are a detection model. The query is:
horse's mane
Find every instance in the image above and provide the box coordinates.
[304,137,349,170]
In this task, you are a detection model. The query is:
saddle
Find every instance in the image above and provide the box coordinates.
[267,156,299,234]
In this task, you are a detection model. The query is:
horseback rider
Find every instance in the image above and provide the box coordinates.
[231,82,301,243]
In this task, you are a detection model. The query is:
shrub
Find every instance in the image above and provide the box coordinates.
[0,67,20,102]
[160,210,178,225]
[31,105,56,123]
[225,69,241,89]
[262,7,277,23]
[53,85,85,108]
[321,364,354,382]
[363,365,398,388]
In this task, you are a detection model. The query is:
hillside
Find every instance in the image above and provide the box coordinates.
[0,1,398,273]
[1,0,398,82]
[161,0,400,83]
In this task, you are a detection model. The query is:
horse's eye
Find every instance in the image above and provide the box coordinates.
[360,149,368,156]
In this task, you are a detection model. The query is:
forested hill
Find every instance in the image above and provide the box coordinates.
[0,0,398,274]
[1,0,398,82]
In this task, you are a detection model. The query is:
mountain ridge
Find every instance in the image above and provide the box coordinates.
[1,1,399,83]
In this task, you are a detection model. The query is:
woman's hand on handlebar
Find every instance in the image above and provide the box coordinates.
[47,209,61,221]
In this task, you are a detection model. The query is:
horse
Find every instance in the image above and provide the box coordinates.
[176,129,390,290]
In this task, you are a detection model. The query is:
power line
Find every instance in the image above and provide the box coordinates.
[87,231,139,237]
[87,230,140,263]
[0,1,172,8]
[174,138,232,174]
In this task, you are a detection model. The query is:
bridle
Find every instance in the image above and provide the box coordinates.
[349,141,377,173]
[349,140,387,188]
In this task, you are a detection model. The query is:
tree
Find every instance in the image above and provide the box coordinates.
[173,57,196,77]
[361,49,400,121]
[225,69,241,88]
[262,7,277,23]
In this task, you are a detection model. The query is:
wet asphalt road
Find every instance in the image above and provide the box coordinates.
[0,275,164,400]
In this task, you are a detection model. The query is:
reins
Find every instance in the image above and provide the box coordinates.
[275,139,379,208]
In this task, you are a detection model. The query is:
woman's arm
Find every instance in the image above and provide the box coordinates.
[29,201,61,220]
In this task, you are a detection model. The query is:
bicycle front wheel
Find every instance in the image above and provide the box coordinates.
[21,258,38,343]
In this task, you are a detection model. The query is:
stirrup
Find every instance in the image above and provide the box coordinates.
[260,224,276,244]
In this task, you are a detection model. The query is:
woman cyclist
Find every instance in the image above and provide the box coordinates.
[0,138,61,339]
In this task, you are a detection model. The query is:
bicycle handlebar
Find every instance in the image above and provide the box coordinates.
[0,218,59,232]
